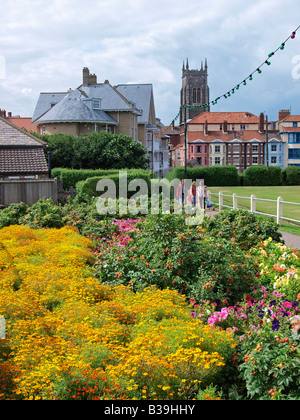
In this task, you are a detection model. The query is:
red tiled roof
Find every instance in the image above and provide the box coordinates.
[187,130,266,143]
[279,115,300,122]
[188,112,260,124]
[281,126,300,132]
[0,148,49,175]
[6,117,38,133]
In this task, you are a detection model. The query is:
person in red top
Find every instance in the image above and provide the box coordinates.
[190,181,197,207]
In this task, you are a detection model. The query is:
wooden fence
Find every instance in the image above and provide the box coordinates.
[0,178,60,207]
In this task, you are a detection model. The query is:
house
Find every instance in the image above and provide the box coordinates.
[32,69,142,138]
[0,109,38,133]
[32,68,169,177]
[177,111,283,173]
[278,110,300,168]
[0,117,48,180]
[115,85,170,177]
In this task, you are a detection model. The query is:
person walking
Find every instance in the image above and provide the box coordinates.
[176,179,185,204]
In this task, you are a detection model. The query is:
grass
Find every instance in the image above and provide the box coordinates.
[208,186,300,236]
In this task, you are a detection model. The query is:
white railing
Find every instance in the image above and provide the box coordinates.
[207,191,300,225]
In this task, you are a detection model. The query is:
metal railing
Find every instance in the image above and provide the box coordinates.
[207,191,300,225]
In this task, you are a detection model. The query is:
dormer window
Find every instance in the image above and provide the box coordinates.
[92,99,101,110]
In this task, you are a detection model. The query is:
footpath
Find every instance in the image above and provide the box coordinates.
[205,208,300,250]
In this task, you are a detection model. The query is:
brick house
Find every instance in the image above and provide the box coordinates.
[176,111,282,173]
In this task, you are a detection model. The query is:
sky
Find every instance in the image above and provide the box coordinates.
[0,0,300,126]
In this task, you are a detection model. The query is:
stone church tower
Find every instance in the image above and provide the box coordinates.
[180,58,210,124]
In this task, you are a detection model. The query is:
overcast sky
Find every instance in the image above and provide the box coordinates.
[0,0,300,125]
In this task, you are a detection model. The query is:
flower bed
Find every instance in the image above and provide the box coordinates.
[0,204,299,400]
[0,225,236,400]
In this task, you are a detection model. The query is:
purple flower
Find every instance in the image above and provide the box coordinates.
[272,318,280,332]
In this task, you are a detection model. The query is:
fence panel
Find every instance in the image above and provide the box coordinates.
[0,178,59,207]
[208,191,300,225]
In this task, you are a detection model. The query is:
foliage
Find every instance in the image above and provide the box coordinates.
[0,225,236,400]
[94,214,257,306]
[282,166,300,185]
[52,168,120,190]
[42,132,149,170]
[166,165,239,186]
[244,165,282,186]
[202,209,282,250]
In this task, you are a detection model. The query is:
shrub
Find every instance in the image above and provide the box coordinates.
[52,168,120,189]
[244,165,282,186]
[166,166,239,187]
[244,165,270,186]
[95,214,257,306]
[202,209,282,249]
[0,202,28,229]
[282,166,300,185]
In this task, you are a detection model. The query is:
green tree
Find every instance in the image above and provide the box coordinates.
[41,132,149,170]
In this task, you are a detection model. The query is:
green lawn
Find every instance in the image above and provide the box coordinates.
[208,186,300,235]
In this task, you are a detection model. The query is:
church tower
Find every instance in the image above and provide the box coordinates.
[180,58,210,124]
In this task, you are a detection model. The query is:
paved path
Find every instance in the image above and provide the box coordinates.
[280,231,300,250]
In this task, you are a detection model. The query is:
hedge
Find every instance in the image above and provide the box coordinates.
[166,166,239,186]
[243,165,283,186]
[76,169,154,200]
[51,168,121,190]
[282,166,300,185]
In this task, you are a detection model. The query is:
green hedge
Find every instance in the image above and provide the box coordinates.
[76,169,153,201]
[244,165,283,186]
[166,166,239,186]
[52,168,121,189]
[282,166,300,185]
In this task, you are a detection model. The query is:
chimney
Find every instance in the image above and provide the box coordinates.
[204,120,208,136]
[259,112,264,133]
[278,109,290,122]
[8,112,12,117]
[89,73,97,84]
[223,120,228,133]
[83,67,90,85]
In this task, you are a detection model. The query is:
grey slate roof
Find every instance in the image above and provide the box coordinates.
[115,84,155,124]
[80,83,141,113]
[32,92,68,122]
[34,89,118,125]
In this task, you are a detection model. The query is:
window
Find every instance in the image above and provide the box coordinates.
[196,145,202,153]
[215,157,221,165]
[240,125,246,130]
[233,156,239,165]
[219,124,223,131]
[288,149,300,159]
[233,144,239,153]
[252,145,258,152]
[271,145,277,152]
[288,133,300,143]
[252,156,258,165]
[92,99,101,110]
[271,156,277,164]
[42,126,46,135]
[197,157,202,165]
[293,122,298,127]
[215,145,221,153]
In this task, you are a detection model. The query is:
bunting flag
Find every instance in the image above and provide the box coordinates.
[154,26,300,137]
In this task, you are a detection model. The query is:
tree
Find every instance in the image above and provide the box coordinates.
[41,132,149,170]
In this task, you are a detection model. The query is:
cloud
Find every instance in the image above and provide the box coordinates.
[0,0,299,124]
